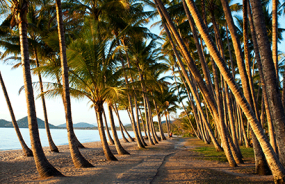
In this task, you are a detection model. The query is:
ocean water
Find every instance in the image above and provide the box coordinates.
[0,127,135,151]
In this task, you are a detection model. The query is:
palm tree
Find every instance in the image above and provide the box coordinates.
[65,20,127,160]
[108,104,130,155]
[55,0,93,168]
[184,0,285,181]
[0,71,33,156]
[250,0,285,168]
[0,0,63,177]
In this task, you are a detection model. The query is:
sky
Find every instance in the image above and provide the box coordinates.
[0,1,285,127]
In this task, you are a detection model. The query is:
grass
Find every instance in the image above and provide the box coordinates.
[188,138,254,163]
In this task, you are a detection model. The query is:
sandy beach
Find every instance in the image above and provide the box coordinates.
[0,138,274,183]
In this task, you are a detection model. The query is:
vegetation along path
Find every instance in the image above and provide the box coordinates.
[0,138,274,183]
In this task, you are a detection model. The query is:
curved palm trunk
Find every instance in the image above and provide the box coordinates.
[172,72,199,138]
[144,101,155,145]
[34,54,58,153]
[272,0,278,81]
[153,99,166,140]
[146,97,160,143]
[134,95,148,146]
[0,72,33,157]
[182,0,214,98]
[120,60,144,148]
[19,6,63,176]
[185,0,285,181]
[158,5,224,151]
[56,0,93,168]
[113,105,129,143]
[94,105,117,161]
[156,1,235,165]
[246,0,277,154]
[108,105,129,155]
[250,0,285,167]
[243,0,270,174]
[103,109,114,145]
[138,108,148,139]
[55,75,84,149]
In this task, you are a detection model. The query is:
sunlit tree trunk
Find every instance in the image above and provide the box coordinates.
[56,0,93,168]
[20,0,63,176]
[34,50,58,152]
[0,72,33,156]
[103,109,114,145]
[185,0,285,181]
[250,0,285,168]
[94,105,117,161]
[108,105,129,155]
[246,0,277,154]
[113,104,129,143]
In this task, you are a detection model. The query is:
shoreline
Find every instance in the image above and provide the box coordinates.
[0,138,274,184]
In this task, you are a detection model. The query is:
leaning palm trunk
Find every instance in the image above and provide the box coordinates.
[94,105,117,161]
[246,0,277,154]
[113,105,129,143]
[35,54,58,153]
[250,0,285,168]
[143,98,156,145]
[182,0,214,97]
[153,98,166,140]
[138,108,148,139]
[56,0,93,168]
[134,95,148,146]
[172,71,199,138]
[55,75,84,149]
[103,109,114,145]
[19,3,63,176]
[158,6,223,152]
[108,105,129,155]
[185,0,285,181]
[146,96,160,142]
[120,60,144,148]
[0,72,33,157]
[272,0,278,81]
[243,0,270,174]
[156,1,236,166]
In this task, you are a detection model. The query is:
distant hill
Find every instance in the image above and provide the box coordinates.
[0,116,57,128]
[57,122,96,128]
[74,122,96,128]
[0,119,12,127]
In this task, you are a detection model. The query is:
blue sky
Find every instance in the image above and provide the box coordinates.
[0,1,285,126]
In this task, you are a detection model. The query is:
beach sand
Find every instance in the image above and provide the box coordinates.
[0,138,274,183]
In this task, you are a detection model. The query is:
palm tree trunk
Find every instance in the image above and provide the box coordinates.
[134,95,147,146]
[272,0,278,81]
[182,0,214,97]
[113,104,129,143]
[0,72,33,156]
[146,96,160,142]
[94,105,117,161]
[185,0,285,181]
[56,0,93,168]
[138,108,148,139]
[157,4,224,152]
[120,59,144,148]
[19,5,63,176]
[246,0,277,154]
[250,0,285,168]
[243,0,269,173]
[103,109,114,145]
[153,98,166,140]
[143,98,155,144]
[55,75,85,149]
[108,105,129,155]
[34,50,58,152]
